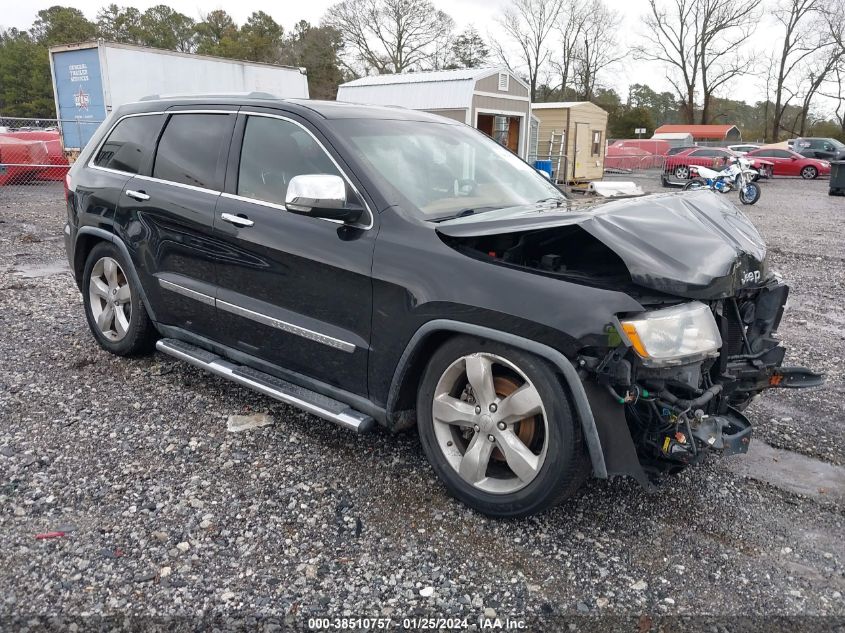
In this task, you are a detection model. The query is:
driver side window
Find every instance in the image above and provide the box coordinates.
[237,115,342,206]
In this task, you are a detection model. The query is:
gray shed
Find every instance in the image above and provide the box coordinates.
[336,67,532,157]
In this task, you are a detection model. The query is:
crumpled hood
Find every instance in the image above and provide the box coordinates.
[435,191,768,299]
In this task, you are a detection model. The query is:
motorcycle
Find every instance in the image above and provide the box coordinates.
[683,157,761,205]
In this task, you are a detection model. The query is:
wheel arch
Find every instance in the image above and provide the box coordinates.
[75,227,158,322]
[385,319,608,479]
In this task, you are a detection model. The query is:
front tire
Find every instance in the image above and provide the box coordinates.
[674,165,690,179]
[801,166,818,179]
[416,336,588,518]
[82,242,157,356]
[739,181,761,205]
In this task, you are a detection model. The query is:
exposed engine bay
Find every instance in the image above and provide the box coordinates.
[435,192,824,480]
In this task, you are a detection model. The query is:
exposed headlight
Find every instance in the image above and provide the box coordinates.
[621,301,722,367]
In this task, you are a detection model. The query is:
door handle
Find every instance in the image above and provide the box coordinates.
[221,212,254,228]
[126,189,150,201]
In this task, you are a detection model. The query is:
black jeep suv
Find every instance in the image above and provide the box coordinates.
[64,96,822,517]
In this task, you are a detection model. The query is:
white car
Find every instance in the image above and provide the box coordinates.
[727,143,761,155]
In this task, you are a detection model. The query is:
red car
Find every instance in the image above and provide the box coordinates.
[664,147,774,180]
[745,147,831,179]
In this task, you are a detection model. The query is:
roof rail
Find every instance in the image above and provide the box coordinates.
[140,91,279,101]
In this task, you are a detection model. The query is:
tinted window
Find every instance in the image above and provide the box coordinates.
[93,114,162,174]
[751,150,791,158]
[690,149,715,157]
[237,116,342,206]
[153,114,232,189]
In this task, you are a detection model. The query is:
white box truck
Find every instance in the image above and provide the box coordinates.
[49,40,309,150]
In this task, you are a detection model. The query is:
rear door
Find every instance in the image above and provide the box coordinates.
[689,149,726,169]
[117,109,236,338]
[212,111,376,395]
[77,112,164,245]
[815,141,837,160]
[750,149,791,175]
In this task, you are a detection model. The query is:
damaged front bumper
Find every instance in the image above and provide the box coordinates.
[581,279,824,486]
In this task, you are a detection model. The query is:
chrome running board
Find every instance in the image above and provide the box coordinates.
[156,338,374,433]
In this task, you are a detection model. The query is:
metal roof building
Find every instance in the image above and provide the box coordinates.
[654,124,741,142]
[336,67,532,157]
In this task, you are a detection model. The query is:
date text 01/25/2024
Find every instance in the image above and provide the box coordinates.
[307,616,528,630]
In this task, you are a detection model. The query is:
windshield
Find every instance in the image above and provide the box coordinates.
[330,118,564,219]
[830,139,845,149]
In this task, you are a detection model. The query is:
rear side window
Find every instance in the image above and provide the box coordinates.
[153,113,233,190]
[93,114,162,174]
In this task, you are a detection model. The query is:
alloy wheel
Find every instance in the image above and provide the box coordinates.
[801,166,817,179]
[430,352,548,494]
[675,166,690,179]
[88,256,132,341]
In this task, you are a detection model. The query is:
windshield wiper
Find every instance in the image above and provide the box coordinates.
[431,206,500,222]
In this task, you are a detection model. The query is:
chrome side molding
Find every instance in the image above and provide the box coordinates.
[216,299,355,353]
[157,278,355,353]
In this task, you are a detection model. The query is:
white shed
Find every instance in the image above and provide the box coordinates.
[651,132,694,148]
[336,67,532,157]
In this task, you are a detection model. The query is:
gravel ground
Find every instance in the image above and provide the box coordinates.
[1,179,843,631]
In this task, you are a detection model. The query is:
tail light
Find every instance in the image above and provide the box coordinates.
[64,171,72,198]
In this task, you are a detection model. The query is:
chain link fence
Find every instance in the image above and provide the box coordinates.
[0,117,103,189]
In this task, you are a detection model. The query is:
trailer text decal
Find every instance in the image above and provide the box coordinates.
[69,63,89,82]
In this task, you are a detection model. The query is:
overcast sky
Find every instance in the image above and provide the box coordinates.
[2,0,833,113]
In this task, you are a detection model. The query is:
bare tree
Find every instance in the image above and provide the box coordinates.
[637,0,760,124]
[323,0,454,74]
[771,0,844,136]
[636,0,701,123]
[820,64,845,136]
[769,0,827,140]
[548,0,588,98]
[491,0,565,100]
[572,0,624,100]
[696,0,762,123]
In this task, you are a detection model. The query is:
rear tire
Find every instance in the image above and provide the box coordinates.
[416,336,588,518]
[801,166,818,179]
[82,241,157,356]
[674,166,690,179]
[683,178,708,191]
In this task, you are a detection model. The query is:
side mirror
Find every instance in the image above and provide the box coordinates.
[285,174,363,224]
[536,168,551,180]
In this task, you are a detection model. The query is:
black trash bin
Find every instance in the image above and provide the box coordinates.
[830,161,845,196]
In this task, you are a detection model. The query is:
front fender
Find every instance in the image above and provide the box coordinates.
[386,319,611,479]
